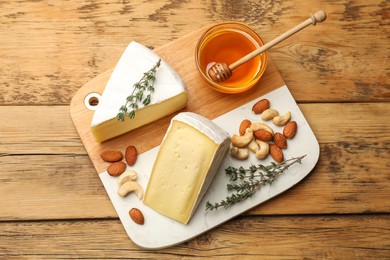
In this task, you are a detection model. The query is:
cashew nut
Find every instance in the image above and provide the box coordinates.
[118,181,144,199]
[118,170,138,185]
[261,108,279,121]
[248,138,259,153]
[255,140,269,160]
[230,147,249,160]
[273,111,291,126]
[231,128,253,148]
[250,122,274,135]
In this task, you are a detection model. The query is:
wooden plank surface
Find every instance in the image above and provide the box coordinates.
[0,215,389,259]
[2,103,389,155]
[0,103,389,220]
[0,0,389,258]
[0,0,388,105]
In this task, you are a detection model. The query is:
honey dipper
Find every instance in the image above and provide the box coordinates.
[207,10,327,82]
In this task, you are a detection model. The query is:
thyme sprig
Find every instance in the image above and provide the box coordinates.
[116,59,161,121]
[206,155,306,211]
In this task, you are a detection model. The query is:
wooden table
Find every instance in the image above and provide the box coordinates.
[1,0,389,258]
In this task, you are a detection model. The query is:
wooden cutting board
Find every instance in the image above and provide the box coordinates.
[69,25,285,174]
[70,25,319,249]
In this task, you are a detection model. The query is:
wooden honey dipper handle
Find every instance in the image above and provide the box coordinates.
[229,10,327,71]
[207,10,327,82]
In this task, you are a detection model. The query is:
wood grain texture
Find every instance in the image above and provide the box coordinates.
[2,102,389,154]
[0,0,388,105]
[1,103,389,220]
[1,0,389,257]
[0,215,389,259]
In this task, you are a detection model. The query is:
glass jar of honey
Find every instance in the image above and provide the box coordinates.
[195,22,268,94]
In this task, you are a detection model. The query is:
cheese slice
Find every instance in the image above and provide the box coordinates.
[144,112,230,224]
[90,41,188,142]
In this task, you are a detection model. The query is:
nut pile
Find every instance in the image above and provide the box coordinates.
[230,98,298,163]
[100,146,145,225]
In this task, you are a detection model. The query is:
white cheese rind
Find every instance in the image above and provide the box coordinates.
[90,41,187,142]
[172,112,230,145]
[144,112,230,224]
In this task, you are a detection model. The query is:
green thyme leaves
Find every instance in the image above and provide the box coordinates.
[116,59,161,121]
[206,155,306,211]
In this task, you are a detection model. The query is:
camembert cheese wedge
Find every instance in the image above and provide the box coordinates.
[90,41,188,142]
[144,112,230,224]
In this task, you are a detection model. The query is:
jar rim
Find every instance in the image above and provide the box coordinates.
[195,22,268,93]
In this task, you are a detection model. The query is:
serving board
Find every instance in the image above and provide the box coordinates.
[70,25,320,249]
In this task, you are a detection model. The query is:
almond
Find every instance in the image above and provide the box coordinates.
[273,132,287,149]
[283,121,298,139]
[100,151,123,162]
[253,129,273,142]
[107,161,126,176]
[129,208,144,225]
[269,144,284,163]
[239,119,252,136]
[252,99,270,114]
[125,146,138,166]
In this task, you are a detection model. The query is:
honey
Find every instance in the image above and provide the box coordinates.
[199,30,261,87]
[195,22,268,93]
